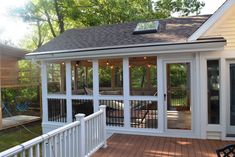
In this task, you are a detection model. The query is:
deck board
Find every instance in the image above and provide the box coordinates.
[1,115,40,130]
[92,134,235,157]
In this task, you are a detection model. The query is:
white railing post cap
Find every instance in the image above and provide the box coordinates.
[99,105,106,110]
[75,113,85,121]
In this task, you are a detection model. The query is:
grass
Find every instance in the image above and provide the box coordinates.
[0,123,42,152]
[171,97,188,107]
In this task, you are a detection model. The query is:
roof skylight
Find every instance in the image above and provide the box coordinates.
[133,21,159,35]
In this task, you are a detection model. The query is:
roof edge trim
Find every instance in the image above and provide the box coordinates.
[26,39,226,61]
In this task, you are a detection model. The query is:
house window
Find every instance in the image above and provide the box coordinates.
[47,62,66,94]
[207,60,220,124]
[71,60,93,95]
[99,59,123,95]
[129,56,157,96]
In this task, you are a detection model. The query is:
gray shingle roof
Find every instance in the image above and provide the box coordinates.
[35,15,211,52]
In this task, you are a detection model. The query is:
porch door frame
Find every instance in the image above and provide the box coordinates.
[226,60,235,135]
[162,59,195,133]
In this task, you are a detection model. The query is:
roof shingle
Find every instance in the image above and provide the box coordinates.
[35,15,211,52]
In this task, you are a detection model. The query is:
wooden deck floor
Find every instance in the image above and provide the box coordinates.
[93,134,235,157]
[1,115,41,131]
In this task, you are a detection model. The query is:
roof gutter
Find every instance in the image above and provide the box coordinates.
[26,39,226,61]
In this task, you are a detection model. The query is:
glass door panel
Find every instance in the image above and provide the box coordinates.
[228,64,235,135]
[165,62,191,130]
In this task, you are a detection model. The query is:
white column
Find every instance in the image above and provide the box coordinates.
[220,58,226,139]
[123,57,130,129]
[41,61,48,123]
[93,59,99,112]
[196,52,205,138]
[66,61,73,123]
[157,57,164,132]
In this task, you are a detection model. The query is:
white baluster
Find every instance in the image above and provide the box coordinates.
[68,129,71,157]
[49,138,53,157]
[29,147,33,157]
[35,144,40,157]
[22,151,26,157]
[76,126,79,157]
[64,131,67,157]
[54,135,58,157]
[43,140,47,157]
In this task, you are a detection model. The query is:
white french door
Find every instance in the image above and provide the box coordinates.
[163,60,193,131]
[226,61,235,135]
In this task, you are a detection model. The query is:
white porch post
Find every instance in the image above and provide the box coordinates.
[220,58,226,139]
[76,113,85,157]
[66,61,73,123]
[123,57,130,128]
[157,57,164,132]
[93,59,99,112]
[196,52,204,138]
[41,61,48,123]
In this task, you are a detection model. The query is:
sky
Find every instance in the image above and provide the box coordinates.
[0,0,228,47]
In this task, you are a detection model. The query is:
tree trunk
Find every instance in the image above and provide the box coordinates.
[36,20,43,48]
[44,10,57,37]
[53,0,65,34]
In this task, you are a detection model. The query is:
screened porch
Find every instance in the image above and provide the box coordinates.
[42,56,192,133]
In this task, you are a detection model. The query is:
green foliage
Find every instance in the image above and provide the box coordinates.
[169,64,188,87]
[155,0,205,16]
[76,67,93,88]
[1,60,40,114]
[99,67,112,87]
[131,65,157,89]
[77,0,157,26]
[131,66,147,88]
[1,87,38,104]
[18,60,40,84]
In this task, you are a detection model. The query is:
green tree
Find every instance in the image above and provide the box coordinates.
[13,0,204,50]
[155,0,205,17]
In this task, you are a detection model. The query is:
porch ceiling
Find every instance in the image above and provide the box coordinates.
[26,38,226,61]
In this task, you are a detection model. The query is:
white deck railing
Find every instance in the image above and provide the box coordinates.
[0,105,107,157]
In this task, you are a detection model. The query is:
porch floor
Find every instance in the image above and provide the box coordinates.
[93,134,235,157]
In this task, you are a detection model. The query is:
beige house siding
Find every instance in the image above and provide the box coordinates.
[202,5,235,50]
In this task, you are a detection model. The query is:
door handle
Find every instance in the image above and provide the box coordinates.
[164,94,166,101]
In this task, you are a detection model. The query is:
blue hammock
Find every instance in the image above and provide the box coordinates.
[2,102,10,116]
[16,102,29,112]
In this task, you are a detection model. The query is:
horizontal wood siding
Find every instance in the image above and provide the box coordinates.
[0,54,19,86]
[203,5,235,50]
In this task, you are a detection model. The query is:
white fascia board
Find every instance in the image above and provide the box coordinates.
[188,0,235,41]
[25,41,226,61]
